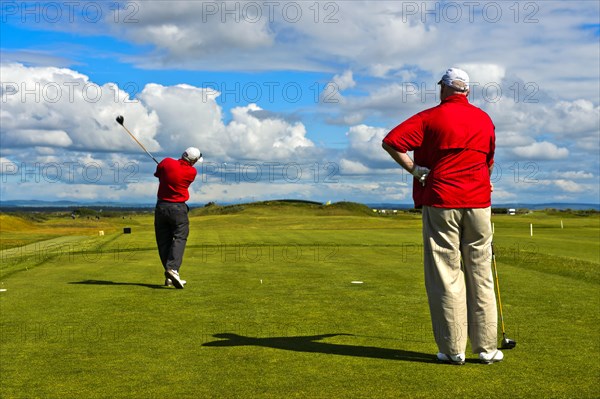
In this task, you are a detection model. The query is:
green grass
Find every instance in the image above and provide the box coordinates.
[1,204,599,398]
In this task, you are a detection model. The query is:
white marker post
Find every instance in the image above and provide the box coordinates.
[561,220,564,229]
[530,223,533,237]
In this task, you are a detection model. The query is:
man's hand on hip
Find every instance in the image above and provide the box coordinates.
[411,165,430,185]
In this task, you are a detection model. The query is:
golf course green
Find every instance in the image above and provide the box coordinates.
[1,202,599,398]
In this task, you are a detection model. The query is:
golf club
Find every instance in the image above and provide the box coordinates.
[491,243,517,349]
[115,115,159,164]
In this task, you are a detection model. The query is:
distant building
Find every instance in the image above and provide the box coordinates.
[508,208,516,215]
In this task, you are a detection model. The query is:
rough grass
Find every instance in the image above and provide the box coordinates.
[0,214,34,232]
[0,204,599,398]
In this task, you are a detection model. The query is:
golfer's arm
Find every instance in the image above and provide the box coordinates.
[382,142,414,173]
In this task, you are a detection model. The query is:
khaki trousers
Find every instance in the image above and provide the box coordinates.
[422,206,497,354]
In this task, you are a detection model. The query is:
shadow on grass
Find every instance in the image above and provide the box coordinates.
[69,280,166,289]
[202,333,437,363]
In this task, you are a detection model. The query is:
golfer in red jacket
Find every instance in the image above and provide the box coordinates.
[382,68,502,365]
[154,147,201,289]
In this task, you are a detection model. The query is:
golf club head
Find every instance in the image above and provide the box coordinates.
[116,115,124,125]
[501,337,516,349]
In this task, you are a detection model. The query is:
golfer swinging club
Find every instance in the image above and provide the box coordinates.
[154,147,202,289]
[382,68,503,364]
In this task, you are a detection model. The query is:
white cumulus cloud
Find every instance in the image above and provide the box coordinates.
[138,83,225,157]
[555,171,595,180]
[553,179,585,193]
[542,99,600,136]
[339,159,370,175]
[512,141,569,160]
[457,64,506,87]
[1,64,317,167]
[0,63,160,153]
[224,103,314,161]
[3,129,73,147]
[332,70,356,91]
[345,124,391,166]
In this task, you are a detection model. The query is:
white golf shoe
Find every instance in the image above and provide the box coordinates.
[164,269,185,289]
[436,352,466,365]
[165,278,187,287]
[479,349,504,364]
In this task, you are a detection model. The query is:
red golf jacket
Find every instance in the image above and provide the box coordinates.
[154,158,197,203]
[383,95,495,208]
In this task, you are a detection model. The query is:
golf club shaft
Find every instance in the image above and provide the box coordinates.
[118,122,159,164]
[491,243,507,336]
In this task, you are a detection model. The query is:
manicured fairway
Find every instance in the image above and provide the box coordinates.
[1,203,599,398]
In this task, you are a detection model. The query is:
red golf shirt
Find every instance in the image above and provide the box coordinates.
[154,158,197,202]
[383,95,495,208]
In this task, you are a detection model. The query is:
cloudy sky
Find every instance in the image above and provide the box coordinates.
[1,1,599,205]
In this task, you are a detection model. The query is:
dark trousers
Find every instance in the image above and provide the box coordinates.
[154,201,190,272]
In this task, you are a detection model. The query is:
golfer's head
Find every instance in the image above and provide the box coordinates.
[182,147,201,164]
[438,67,470,99]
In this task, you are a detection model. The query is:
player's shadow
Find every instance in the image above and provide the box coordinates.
[69,280,166,289]
[202,333,437,363]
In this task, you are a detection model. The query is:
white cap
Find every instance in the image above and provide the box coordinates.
[182,147,201,163]
[438,67,470,91]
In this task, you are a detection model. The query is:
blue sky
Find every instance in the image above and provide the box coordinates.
[1,1,599,205]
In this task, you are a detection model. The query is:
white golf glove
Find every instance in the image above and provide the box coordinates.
[410,165,430,185]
